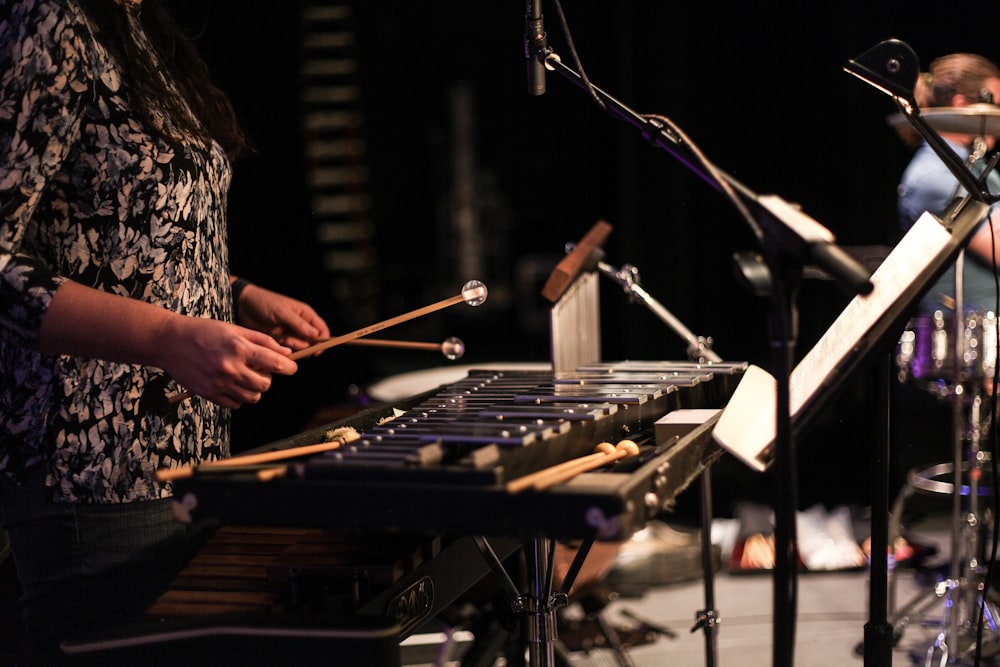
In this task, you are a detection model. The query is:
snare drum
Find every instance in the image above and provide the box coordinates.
[896,310,997,384]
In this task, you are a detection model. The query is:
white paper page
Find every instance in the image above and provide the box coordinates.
[713,210,957,469]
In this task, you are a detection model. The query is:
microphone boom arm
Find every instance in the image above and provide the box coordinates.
[596,258,723,364]
[537,47,874,298]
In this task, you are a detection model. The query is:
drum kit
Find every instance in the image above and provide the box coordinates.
[891,102,1000,665]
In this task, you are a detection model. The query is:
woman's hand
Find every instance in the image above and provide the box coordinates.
[39,280,308,409]
[159,316,299,409]
[235,283,331,352]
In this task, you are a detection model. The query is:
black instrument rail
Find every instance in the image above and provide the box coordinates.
[172,412,722,542]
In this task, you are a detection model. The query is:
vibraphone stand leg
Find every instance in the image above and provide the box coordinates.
[473,536,562,666]
[524,537,560,666]
[474,535,624,667]
[692,467,720,667]
[593,256,723,665]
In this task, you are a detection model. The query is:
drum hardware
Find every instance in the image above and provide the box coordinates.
[592,254,722,365]
[844,60,996,664]
[880,57,1000,665]
[883,101,1000,659]
[883,390,1000,665]
[888,104,1000,141]
[474,534,632,667]
[896,310,998,396]
[892,241,1000,661]
[850,39,993,207]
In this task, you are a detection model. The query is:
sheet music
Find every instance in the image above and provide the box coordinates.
[714,204,986,471]
[790,211,950,414]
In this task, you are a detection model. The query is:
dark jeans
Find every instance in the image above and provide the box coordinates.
[0,467,204,665]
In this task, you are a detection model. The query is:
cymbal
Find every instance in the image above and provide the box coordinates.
[888,103,1000,136]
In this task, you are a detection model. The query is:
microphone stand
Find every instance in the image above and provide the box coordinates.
[529,38,873,667]
[594,255,722,666]
[594,258,722,364]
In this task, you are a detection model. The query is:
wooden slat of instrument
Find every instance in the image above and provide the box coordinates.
[146,525,441,621]
[63,523,511,665]
[541,220,613,303]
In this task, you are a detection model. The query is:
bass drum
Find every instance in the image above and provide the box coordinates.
[365,362,553,402]
[896,310,997,386]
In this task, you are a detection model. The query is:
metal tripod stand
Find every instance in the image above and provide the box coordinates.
[890,250,1000,665]
[888,382,1000,665]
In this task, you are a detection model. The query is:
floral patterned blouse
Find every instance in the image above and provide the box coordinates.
[0,0,232,503]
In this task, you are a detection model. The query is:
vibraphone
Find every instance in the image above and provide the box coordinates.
[63,360,745,665]
[170,360,745,539]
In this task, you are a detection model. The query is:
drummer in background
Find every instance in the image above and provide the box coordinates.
[898,53,1000,316]
[0,0,330,662]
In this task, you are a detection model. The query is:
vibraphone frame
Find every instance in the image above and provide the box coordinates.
[171,366,733,541]
[68,363,740,666]
[61,532,522,665]
[173,365,736,666]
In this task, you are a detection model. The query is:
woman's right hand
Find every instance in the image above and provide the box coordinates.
[39,281,299,409]
[157,316,299,408]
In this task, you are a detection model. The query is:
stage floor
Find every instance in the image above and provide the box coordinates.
[401,511,1000,667]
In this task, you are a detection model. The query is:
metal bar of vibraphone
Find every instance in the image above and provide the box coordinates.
[321,371,697,480]
[176,363,742,532]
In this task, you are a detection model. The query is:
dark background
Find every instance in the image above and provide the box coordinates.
[167,0,1000,517]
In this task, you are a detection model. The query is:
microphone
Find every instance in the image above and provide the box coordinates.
[525,0,546,95]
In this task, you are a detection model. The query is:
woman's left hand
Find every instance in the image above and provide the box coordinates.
[236,284,331,351]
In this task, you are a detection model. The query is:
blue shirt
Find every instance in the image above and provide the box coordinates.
[898,139,1000,314]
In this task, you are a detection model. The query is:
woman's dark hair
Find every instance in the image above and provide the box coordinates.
[77,0,250,159]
